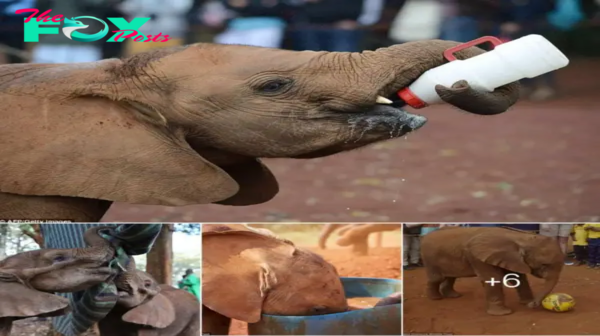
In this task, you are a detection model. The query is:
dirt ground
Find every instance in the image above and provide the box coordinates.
[103,59,600,222]
[404,265,600,335]
[219,225,401,335]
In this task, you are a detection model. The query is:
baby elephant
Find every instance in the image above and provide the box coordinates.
[0,227,117,336]
[98,268,200,336]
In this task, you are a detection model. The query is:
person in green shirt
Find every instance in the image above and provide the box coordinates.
[178,269,201,301]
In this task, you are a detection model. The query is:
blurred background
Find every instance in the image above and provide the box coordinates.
[1,0,600,222]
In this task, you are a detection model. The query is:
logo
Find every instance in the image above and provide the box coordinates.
[62,16,109,42]
[16,9,172,43]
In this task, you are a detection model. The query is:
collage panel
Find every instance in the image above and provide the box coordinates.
[201,223,401,336]
[403,223,600,336]
[0,223,201,336]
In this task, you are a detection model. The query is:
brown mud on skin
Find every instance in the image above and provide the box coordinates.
[228,247,401,335]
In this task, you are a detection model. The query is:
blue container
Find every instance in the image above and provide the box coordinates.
[247,277,401,335]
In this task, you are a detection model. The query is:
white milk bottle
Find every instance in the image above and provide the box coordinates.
[397,35,570,108]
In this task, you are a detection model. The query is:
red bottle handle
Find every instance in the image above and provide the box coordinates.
[443,36,504,62]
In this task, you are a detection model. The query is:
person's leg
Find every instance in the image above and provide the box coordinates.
[558,224,573,265]
[573,245,585,265]
[539,224,559,240]
[591,239,600,267]
[410,236,421,265]
[403,234,411,268]
[587,239,598,268]
[326,29,364,52]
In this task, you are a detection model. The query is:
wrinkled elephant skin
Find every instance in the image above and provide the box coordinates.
[202,225,348,335]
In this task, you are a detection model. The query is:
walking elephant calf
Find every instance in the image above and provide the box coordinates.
[0,227,117,336]
[421,227,564,315]
[0,40,519,221]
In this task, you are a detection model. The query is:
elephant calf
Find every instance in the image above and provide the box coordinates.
[203,225,348,335]
[98,264,200,336]
[0,227,117,336]
[421,227,564,315]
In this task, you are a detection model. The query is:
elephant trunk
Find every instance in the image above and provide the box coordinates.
[534,272,561,305]
[353,40,518,115]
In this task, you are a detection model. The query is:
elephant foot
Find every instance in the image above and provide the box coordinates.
[442,291,462,298]
[486,305,513,316]
[427,291,443,300]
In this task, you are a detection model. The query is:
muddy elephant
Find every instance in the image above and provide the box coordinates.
[203,224,348,335]
[0,228,117,336]
[421,227,564,315]
[98,263,200,336]
[319,224,402,255]
[0,41,519,221]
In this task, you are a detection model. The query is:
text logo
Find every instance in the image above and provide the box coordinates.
[16,9,172,43]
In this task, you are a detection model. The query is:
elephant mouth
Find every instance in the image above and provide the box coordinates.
[293,104,426,159]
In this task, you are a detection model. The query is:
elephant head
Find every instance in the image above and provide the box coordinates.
[99,266,199,336]
[0,227,117,335]
[467,231,564,306]
[0,41,519,211]
[202,228,347,324]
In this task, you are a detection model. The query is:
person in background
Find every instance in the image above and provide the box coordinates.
[288,0,365,52]
[403,224,422,270]
[584,223,600,269]
[539,224,574,265]
[31,0,105,63]
[570,223,588,266]
[118,0,193,56]
[100,0,127,59]
[178,268,201,300]
[0,0,34,64]
[388,0,441,44]
[211,0,288,48]
[496,0,558,101]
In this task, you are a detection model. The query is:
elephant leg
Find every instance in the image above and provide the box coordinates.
[337,224,400,246]
[512,272,534,305]
[439,277,462,298]
[351,236,369,256]
[468,257,512,315]
[318,224,346,249]
[425,269,444,300]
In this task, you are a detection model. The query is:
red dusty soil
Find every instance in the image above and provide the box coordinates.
[404,266,600,335]
[227,247,401,335]
[103,59,600,222]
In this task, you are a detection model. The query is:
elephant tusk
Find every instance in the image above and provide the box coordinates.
[376,96,393,104]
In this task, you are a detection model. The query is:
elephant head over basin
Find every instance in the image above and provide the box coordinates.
[202,227,348,327]
[0,41,519,212]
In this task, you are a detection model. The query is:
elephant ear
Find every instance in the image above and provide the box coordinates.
[202,230,295,323]
[466,232,531,274]
[0,60,240,206]
[0,281,70,319]
[122,293,176,329]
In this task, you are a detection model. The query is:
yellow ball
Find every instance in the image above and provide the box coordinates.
[542,293,576,312]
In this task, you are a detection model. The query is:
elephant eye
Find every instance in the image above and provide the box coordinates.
[256,78,292,95]
[53,255,67,263]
